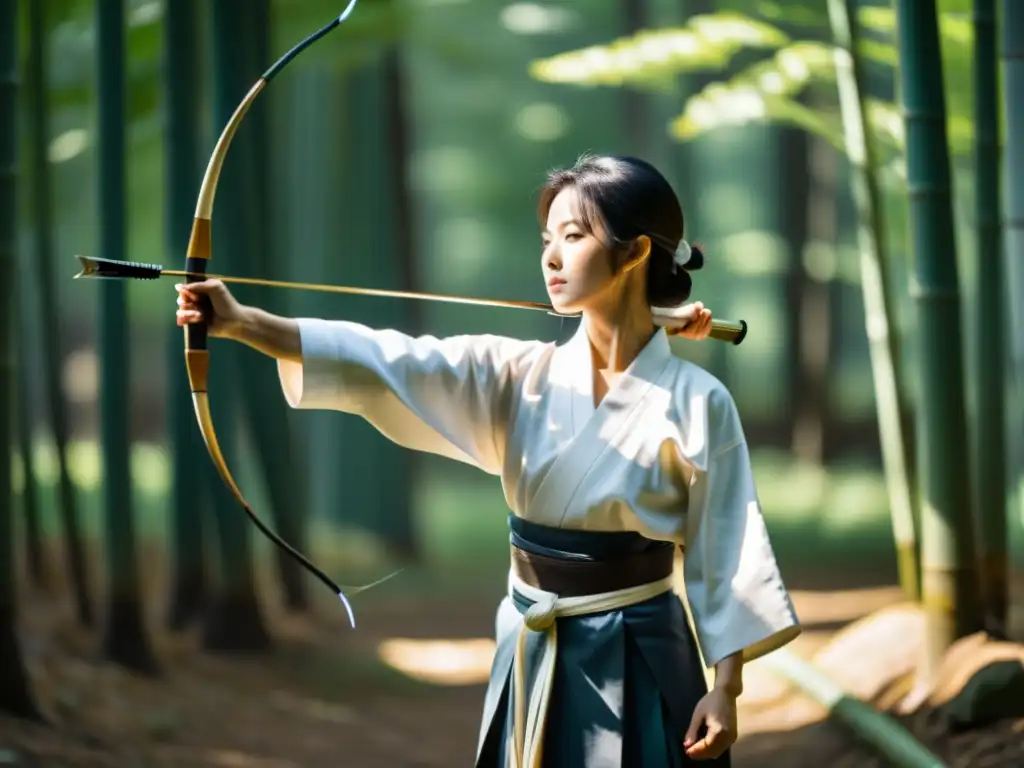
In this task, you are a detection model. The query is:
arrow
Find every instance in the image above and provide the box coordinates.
[73,254,749,345]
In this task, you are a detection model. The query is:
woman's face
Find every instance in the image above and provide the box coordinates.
[541,187,621,315]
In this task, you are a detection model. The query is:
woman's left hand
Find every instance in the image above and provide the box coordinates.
[661,301,713,340]
[683,687,737,760]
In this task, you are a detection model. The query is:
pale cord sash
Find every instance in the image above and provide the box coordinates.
[506,570,675,768]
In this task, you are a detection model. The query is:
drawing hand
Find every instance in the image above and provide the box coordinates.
[663,301,713,340]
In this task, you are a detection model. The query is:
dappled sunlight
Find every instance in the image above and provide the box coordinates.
[433,217,494,278]
[790,586,905,626]
[811,603,925,703]
[9,434,897,575]
[11,438,171,494]
[514,102,570,142]
[825,475,891,528]
[500,3,574,35]
[737,589,908,730]
[377,637,496,686]
[717,229,788,275]
[128,1,161,26]
[411,145,481,194]
[48,128,89,162]
[63,348,99,403]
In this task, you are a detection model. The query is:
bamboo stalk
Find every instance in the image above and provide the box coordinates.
[971,0,1008,635]
[96,0,158,674]
[163,0,209,632]
[0,0,44,721]
[1000,0,1024,641]
[894,0,982,677]
[827,0,919,601]
[28,0,93,627]
[764,649,945,768]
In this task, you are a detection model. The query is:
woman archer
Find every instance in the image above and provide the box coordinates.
[175,154,801,766]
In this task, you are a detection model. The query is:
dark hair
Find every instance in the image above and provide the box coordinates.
[537,154,704,307]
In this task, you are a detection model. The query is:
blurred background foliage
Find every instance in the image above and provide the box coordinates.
[9,0,1022,619]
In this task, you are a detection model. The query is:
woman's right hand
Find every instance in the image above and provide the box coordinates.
[175,279,248,339]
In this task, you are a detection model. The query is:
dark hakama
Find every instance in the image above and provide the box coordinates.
[475,516,730,767]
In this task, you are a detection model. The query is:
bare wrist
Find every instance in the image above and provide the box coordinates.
[231,304,258,342]
[230,305,301,361]
[713,679,742,698]
[712,652,744,698]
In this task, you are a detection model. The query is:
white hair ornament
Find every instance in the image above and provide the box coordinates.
[672,240,692,272]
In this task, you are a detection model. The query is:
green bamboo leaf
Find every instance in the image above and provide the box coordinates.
[670,85,844,150]
[528,12,788,87]
[668,62,914,166]
[687,12,791,46]
[759,41,834,88]
[689,40,835,104]
[677,39,972,159]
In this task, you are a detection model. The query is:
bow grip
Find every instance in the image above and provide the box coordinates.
[184,217,212,392]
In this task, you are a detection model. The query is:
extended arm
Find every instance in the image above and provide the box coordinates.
[175,279,540,474]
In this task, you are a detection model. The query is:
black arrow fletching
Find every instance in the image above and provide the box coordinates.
[74,255,164,280]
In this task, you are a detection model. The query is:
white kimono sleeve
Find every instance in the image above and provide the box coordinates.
[277,318,538,475]
[682,388,801,669]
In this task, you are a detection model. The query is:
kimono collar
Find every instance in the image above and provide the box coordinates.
[551,318,675,436]
[564,320,673,382]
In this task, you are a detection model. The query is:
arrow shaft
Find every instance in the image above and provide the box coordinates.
[163,269,556,313]
[74,255,748,343]
[170,269,747,341]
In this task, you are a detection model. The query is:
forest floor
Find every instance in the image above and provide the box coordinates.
[1,547,1023,767]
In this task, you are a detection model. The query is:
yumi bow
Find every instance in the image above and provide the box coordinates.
[72,0,748,627]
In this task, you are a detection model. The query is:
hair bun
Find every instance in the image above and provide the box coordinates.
[684,243,705,272]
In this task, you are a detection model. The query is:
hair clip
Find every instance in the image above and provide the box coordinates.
[672,240,692,272]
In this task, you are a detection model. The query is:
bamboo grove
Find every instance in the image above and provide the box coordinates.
[1,0,1023,731]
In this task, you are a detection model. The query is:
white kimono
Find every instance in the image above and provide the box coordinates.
[278,317,800,670]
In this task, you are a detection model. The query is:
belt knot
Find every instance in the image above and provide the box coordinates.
[523,592,557,631]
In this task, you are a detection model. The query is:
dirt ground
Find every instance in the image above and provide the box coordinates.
[1,561,1022,767]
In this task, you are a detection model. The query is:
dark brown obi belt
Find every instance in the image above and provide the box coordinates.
[511,542,675,598]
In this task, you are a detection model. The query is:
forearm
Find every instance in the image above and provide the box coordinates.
[712,651,744,698]
[233,305,302,363]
